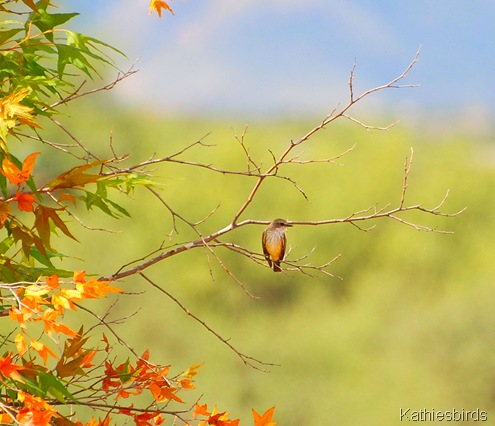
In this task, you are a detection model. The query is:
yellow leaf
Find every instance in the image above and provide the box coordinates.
[182,362,204,379]
[0,89,41,142]
[15,333,28,357]
[25,284,50,298]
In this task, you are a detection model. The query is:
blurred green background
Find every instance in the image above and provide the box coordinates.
[36,99,495,425]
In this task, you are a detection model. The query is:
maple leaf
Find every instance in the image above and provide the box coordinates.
[15,333,28,356]
[38,308,78,338]
[102,333,111,353]
[46,274,60,289]
[81,350,97,368]
[179,378,195,389]
[34,205,78,248]
[149,0,174,17]
[17,392,57,426]
[10,306,33,329]
[194,403,210,417]
[78,417,112,426]
[30,339,58,364]
[52,292,77,312]
[74,270,86,283]
[252,407,277,426]
[0,353,25,382]
[149,382,183,403]
[47,161,105,190]
[182,362,204,379]
[0,152,40,186]
[0,200,11,226]
[13,191,36,212]
[0,88,41,142]
[133,412,163,426]
[77,278,123,299]
[197,406,239,426]
[10,219,47,257]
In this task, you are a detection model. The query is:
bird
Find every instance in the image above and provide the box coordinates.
[262,218,292,272]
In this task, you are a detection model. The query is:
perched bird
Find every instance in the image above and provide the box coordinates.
[262,218,292,272]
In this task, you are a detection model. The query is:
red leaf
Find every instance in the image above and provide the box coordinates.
[13,191,36,212]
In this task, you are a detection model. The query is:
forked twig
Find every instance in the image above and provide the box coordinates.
[139,273,278,371]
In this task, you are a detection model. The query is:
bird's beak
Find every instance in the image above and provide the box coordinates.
[286,223,293,227]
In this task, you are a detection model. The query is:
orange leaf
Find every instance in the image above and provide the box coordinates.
[77,278,123,299]
[179,378,195,389]
[252,406,277,426]
[17,392,56,426]
[46,274,60,289]
[194,403,210,417]
[102,333,111,352]
[149,0,174,17]
[81,350,97,368]
[0,413,13,423]
[13,191,36,212]
[76,417,112,426]
[74,270,86,283]
[30,339,58,364]
[9,306,33,329]
[47,161,105,190]
[52,322,78,337]
[149,382,183,403]
[0,353,25,382]
[0,200,11,226]
[59,192,76,205]
[40,309,78,337]
[0,152,40,186]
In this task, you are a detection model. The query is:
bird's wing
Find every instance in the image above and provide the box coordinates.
[280,233,286,262]
[262,230,272,267]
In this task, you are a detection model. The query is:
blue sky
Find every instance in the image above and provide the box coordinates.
[61,1,495,123]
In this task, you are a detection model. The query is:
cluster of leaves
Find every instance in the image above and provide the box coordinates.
[0,1,277,425]
[0,0,133,280]
[0,271,206,425]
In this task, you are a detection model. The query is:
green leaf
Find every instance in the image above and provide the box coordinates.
[0,28,23,45]
[0,236,14,255]
[117,359,134,383]
[0,153,7,197]
[106,198,131,218]
[28,2,79,42]
[66,30,125,64]
[56,43,98,78]
[29,246,59,267]
[37,370,76,402]
[81,183,130,218]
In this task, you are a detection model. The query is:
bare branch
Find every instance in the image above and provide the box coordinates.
[139,273,277,371]
[343,114,400,131]
[45,65,139,111]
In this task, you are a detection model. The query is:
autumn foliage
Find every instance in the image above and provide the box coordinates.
[0,1,276,425]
